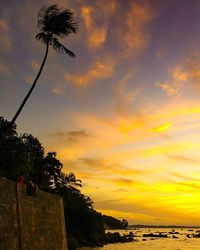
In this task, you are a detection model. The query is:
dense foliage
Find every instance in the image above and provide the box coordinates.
[0,117,128,249]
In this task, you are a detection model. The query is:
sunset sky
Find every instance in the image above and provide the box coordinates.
[2,0,200,226]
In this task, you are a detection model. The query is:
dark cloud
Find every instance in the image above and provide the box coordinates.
[50,130,92,143]
[114,188,129,192]
[166,153,199,164]
[77,157,144,175]
[77,157,113,173]
[95,199,181,219]
[78,157,104,167]
[114,178,134,186]
[169,172,199,182]
[161,174,200,190]
[173,181,200,190]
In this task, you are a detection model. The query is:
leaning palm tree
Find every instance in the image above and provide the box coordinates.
[9,4,78,129]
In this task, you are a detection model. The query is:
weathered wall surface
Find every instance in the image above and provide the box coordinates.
[0,178,67,250]
[0,178,19,249]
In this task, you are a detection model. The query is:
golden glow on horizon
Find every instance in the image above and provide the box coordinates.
[49,98,200,225]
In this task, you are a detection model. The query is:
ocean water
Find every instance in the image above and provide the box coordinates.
[80,228,200,250]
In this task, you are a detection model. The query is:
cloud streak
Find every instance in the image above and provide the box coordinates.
[0,19,12,53]
[50,130,92,144]
[166,154,200,165]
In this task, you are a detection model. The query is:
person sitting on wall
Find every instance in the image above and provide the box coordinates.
[18,173,25,184]
[26,175,37,197]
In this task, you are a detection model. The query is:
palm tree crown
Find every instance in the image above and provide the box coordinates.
[36,4,78,56]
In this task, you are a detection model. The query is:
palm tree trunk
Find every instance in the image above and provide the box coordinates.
[10,42,50,128]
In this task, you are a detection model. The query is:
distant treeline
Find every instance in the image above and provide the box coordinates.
[0,117,127,249]
[129,225,200,228]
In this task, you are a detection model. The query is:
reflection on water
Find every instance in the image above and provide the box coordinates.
[80,228,200,250]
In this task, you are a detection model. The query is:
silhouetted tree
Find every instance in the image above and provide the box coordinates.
[121,219,128,228]
[42,151,62,190]
[59,172,82,192]
[21,133,44,185]
[0,117,44,180]
[8,4,78,130]
[0,116,17,138]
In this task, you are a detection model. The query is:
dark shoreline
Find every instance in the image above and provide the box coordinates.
[129,225,200,229]
[77,227,200,249]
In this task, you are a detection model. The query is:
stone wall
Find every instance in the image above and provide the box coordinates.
[0,178,19,249]
[0,178,67,250]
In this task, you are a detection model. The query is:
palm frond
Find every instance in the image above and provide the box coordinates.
[50,38,75,57]
[65,172,82,187]
[35,32,49,44]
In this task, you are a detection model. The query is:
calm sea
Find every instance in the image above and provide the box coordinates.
[79,228,200,250]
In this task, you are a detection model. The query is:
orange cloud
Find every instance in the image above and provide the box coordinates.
[154,66,189,96]
[155,56,200,96]
[81,6,108,48]
[117,2,156,57]
[172,67,189,82]
[65,57,115,86]
[81,1,155,58]
[88,28,108,49]
[184,55,200,94]
[81,6,93,29]
[155,81,181,96]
